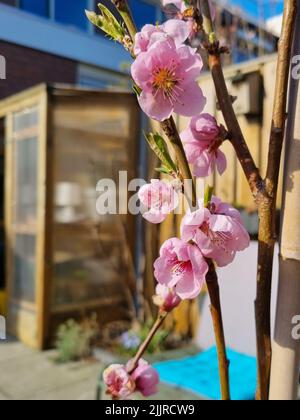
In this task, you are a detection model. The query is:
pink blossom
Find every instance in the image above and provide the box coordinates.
[134,20,190,55]
[104,360,159,399]
[103,364,135,399]
[181,197,250,267]
[154,283,182,312]
[130,359,160,397]
[182,113,220,144]
[131,38,206,121]
[138,179,179,224]
[181,114,227,177]
[154,238,208,300]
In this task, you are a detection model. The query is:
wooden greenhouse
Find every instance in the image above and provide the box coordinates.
[0,84,140,349]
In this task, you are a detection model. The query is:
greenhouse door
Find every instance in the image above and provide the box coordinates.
[2,89,49,349]
[0,118,5,315]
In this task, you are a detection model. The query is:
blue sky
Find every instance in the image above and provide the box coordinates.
[227,0,284,20]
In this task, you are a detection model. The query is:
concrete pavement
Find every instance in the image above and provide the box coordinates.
[0,340,200,401]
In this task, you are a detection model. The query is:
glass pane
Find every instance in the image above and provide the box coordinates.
[12,107,39,303]
[128,0,157,29]
[14,138,38,227]
[0,119,4,289]
[51,99,136,311]
[13,235,36,302]
[20,0,49,17]
[54,0,88,31]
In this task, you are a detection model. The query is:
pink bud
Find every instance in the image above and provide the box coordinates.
[130,359,160,397]
[154,284,182,312]
[103,364,135,399]
[181,114,227,178]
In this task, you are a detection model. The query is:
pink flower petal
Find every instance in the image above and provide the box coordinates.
[181,197,250,267]
[216,149,227,175]
[173,82,206,117]
[175,268,199,300]
[193,150,214,177]
[176,45,204,80]
[183,140,206,162]
[131,38,205,121]
[138,90,173,121]
[154,238,208,300]
[162,19,191,46]
[143,210,168,224]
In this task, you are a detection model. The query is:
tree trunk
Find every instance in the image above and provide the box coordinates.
[269,3,300,400]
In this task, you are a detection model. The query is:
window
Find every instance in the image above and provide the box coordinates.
[20,0,50,18]
[54,0,88,31]
[128,0,158,30]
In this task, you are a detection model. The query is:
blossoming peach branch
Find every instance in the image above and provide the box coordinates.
[86,0,255,401]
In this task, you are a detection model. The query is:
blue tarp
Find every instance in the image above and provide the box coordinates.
[228,0,283,20]
[154,347,257,400]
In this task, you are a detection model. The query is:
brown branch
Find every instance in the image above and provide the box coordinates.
[255,0,297,401]
[161,117,197,208]
[201,0,297,400]
[208,56,263,196]
[127,310,168,374]
[206,261,231,401]
[200,0,262,197]
[266,0,297,196]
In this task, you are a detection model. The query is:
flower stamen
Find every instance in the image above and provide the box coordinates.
[152,66,182,105]
[172,261,191,275]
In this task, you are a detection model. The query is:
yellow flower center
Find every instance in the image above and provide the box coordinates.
[153,67,176,90]
[152,66,181,103]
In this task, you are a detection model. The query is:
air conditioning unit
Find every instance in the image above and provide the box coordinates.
[229,72,263,116]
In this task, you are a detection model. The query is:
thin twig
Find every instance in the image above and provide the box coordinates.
[161,117,197,208]
[206,261,231,401]
[127,310,168,374]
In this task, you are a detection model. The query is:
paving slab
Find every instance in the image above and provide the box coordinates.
[0,391,9,400]
[0,340,200,400]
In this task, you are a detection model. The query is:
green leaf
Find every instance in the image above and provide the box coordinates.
[85,4,126,42]
[204,185,214,207]
[146,133,178,174]
[132,83,142,96]
[155,166,172,175]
